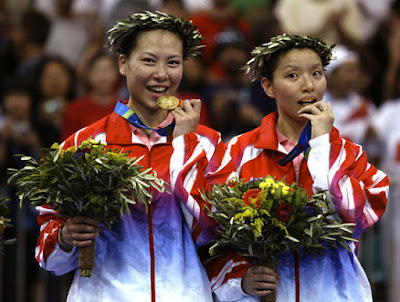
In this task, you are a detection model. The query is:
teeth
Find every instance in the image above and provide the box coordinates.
[299,99,315,103]
[299,99,316,108]
[148,86,167,93]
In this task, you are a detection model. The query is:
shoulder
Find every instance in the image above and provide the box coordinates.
[226,126,263,164]
[196,124,223,145]
[330,127,365,158]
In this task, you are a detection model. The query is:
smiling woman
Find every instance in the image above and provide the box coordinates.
[34,11,237,302]
[118,29,184,127]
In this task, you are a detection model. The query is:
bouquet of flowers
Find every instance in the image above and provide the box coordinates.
[202,176,357,302]
[8,138,168,277]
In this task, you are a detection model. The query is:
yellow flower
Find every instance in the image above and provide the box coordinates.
[282,187,290,195]
[234,207,256,221]
[252,218,264,238]
[89,139,100,145]
[259,178,275,190]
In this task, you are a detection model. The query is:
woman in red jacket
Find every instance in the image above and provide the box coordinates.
[35,11,236,302]
[210,34,389,302]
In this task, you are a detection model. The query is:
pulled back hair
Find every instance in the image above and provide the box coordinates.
[106,11,203,59]
[245,34,334,81]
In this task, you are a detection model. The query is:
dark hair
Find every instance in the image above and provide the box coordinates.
[107,11,203,59]
[0,78,33,108]
[246,34,333,81]
[213,27,249,58]
[21,9,51,46]
[34,55,77,100]
[86,51,118,72]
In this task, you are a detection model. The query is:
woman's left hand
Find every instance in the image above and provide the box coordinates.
[171,99,201,138]
[298,101,334,139]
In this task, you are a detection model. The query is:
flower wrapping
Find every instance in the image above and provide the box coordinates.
[8,138,169,276]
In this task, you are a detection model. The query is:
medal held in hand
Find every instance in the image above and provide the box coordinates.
[157,96,182,110]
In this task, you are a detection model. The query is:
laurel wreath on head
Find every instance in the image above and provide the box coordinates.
[106,10,204,58]
[245,34,335,81]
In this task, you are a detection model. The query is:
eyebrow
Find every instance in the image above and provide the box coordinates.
[282,62,323,71]
[142,52,182,60]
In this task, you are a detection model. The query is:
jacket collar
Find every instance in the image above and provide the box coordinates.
[254,112,280,151]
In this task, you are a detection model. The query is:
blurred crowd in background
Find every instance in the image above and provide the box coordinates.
[0,0,399,301]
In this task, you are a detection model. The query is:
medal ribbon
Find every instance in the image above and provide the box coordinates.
[114,101,175,136]
[278,121,311,166]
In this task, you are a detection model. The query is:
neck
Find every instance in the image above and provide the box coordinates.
[127,99,168,129]
[276,116,307,145]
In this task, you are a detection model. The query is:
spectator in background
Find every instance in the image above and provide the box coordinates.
[0,1,19,99]
[205,27,263,141]
[0,84,42,181]
[106,0,155,29]
[44,0,92,68]
[372,67,400,302]
[323,45,376,146]
[62,52,121,140]
[33,55,76,146]
[381,0,400,100]
[177,56,212,127]
[10,8,50,89]
[189,0,253,71]
[159,0,189,18]
[274,0,366,48]
[0,83,42,302]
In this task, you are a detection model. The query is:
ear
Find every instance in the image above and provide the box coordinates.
[261,77,275,99]
[118,54,127,76]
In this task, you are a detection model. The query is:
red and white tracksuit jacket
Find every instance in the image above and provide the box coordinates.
[209,112,389,302]
[35,108,236,302]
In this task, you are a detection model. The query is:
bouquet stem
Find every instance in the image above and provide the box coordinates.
[260,258,278,302]
[79,239,95,277]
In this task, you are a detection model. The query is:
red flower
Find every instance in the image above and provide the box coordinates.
[242,189,262,208]
[228,181,238,187]
[275,203,292,222]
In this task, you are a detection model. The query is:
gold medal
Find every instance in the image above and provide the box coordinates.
[157,96,181,110]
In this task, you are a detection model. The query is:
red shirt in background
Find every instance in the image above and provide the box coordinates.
[61,94,118,141]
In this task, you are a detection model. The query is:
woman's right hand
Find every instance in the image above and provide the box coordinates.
[241,265,279,297]
[58,216,101,252]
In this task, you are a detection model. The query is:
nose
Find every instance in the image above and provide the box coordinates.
[302,75,315,92]
[154,63,168,81]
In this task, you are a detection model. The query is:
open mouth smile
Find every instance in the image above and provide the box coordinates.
[147,86,168,95]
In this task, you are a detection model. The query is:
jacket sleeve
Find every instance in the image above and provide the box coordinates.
[205,252,255,301]
[170,131,237,248]
[308,130,389,238]
[35,206,79,275]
